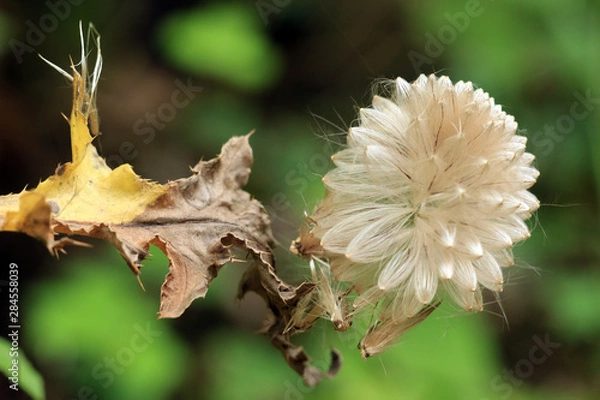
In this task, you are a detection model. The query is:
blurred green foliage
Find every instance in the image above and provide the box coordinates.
[156,3,282,92]
[0,337,44,400]
[25,247,187,399]
[1,0,599,398]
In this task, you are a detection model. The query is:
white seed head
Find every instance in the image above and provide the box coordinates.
[309,74,539,335]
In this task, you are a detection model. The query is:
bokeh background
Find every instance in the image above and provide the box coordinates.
[1,0,599,399]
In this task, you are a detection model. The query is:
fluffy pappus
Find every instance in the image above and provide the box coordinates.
[286,256,353,334]
[305,74,539,352]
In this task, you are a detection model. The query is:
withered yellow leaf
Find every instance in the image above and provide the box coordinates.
[0,23,341,386]
[1,191,52,245]
[36,74,167,225]
[0,61,268,318]
[0,71,166,251]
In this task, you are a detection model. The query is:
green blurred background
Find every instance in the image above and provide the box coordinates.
[0,0,599,399]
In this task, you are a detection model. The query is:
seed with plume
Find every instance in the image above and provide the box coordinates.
[306,74,539,354]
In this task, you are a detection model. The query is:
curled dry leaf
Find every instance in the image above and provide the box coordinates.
[234,234,341,386]
[0,24,340,386]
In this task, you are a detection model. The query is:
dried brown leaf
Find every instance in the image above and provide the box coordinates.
[0,25,344,384]
[235,236,341,386]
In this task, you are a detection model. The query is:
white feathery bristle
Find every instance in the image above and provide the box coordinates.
[308,74,539,340]
[39,21,102,134]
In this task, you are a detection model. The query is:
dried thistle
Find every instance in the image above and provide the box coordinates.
[288,218,352,333]
[301,74,539,356]
[39,21,102,136]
